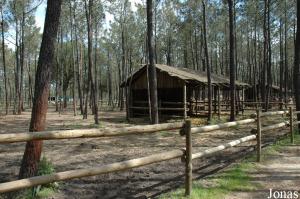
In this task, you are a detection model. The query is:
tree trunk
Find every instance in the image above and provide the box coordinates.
[284,0,289,107]
[262,0,268,111]
[69,0,77,116]
[18,7,25,114]
[120,29,126,111]
[77,40,83,115]
[93,22,99,114]
[294,0,300,131]
[19,0,62,179]
[202,1,212,122]
[14,19,20,115]
[107,48,113,106]
[84,0,98,124]
[265,0,272,111]
[1,5,8,115]
[147,0,159,124]
[228,0,236,121]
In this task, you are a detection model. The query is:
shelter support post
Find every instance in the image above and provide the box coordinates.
[218,87,221,119]
[183,83,187,119]
[256,109,261,162]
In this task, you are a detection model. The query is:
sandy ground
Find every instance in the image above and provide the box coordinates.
[225,145,300,199]
[0,106,293,198]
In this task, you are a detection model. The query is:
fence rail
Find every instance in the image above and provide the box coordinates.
[0,149,185,193]
[192,135,256,160]
[0,108,298,196]
[189,119,255,134]
[0,122,184,143]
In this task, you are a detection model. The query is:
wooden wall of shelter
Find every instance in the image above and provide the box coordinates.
[121,64,249,119]
[245,84,284,101]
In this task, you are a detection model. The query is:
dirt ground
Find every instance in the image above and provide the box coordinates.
[0,106,293,199]
[225,145,300,199]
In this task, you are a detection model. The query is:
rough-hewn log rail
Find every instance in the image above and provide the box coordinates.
[0,149,185,193]
[294,121,300,125]
[250,110,289,118]
[251,121,289,134]
[0,122,184,143]
[192,134,256,159]
[187,119,255,135]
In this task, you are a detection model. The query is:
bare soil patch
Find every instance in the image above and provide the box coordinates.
[225,145,300,199]
[0,106,291,198]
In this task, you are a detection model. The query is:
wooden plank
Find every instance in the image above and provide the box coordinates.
[0,149,185,193]
[0,122,185,143]
[190,119,255,134]
[218,87,221,119]
[133,101,185,105]
[130,107,186,111]
[183,83,187,119]
[192,135,256,159]
[130,106,149,110]
[159,108,186,111]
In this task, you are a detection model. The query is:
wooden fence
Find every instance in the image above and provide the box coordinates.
[0,107,298,196]
[129,100,294,119]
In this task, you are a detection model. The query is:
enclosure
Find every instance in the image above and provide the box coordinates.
[121,64,250,119]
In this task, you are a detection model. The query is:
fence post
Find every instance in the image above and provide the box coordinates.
[289,107,294,144]
[183,83,187,120]
[256,109,261,162]
[185,120,192,196]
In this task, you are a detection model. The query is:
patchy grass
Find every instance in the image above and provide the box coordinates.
[207,116,228,125]
[272,130,300,148]
[89,123,104,128]
[23,157,59,199]
[61,122,85,129]
[159,132,300,199]
[159,162,259,199]
[159,131,173,137]
[24,187,57,199]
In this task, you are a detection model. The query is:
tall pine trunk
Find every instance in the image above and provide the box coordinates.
[294,0,300,131]
[1,5,8,115]
[265,0,272,111]
[202,1,212,122]
[19,0,62,179]
[84,0,98,124]
[147,0,159,124]
[228,0,236,121]
[69,0,77,116]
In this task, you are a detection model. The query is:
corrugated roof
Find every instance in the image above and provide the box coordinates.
[121,64,250,88]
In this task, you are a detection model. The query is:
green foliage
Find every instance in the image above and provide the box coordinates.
[23,157,58,199]
[159,130,300,199]
[159,131,172,137]
[24,187,56,199]
[208,116,227,125]
[159,162,258,199]
[37,157,55,177]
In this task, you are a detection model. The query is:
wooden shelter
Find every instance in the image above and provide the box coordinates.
[245,84,292,101]
[121,64,250,119]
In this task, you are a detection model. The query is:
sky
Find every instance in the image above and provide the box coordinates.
[34,0,143,32]
[6,0,143,49]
